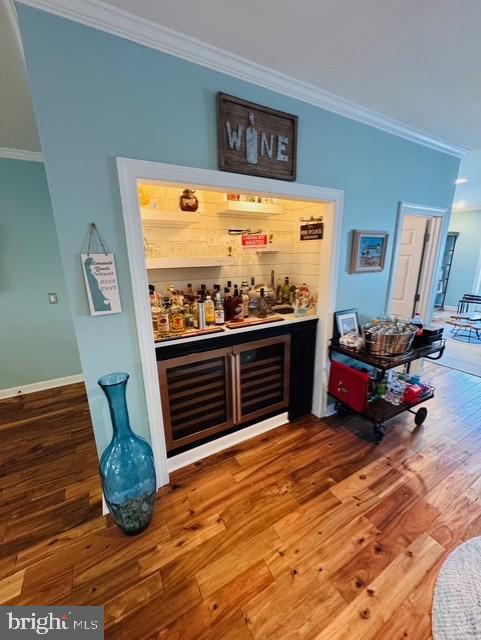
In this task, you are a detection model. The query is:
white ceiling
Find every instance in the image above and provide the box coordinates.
[105,0,481,151]
[0,0,40,152]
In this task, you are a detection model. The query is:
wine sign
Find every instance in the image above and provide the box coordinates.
[217,93,298,181]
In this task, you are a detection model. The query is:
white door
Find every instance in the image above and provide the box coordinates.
[391,215,428,317]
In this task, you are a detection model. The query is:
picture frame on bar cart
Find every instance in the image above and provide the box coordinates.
[333,308,360,344]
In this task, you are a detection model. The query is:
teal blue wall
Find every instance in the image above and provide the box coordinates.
[445,210,481,307]
[17,6,459,453]
[0,158,81,389]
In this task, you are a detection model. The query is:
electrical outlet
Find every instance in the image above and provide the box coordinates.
[48,292,58,304]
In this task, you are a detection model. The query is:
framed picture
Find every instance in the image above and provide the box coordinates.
[350,230,388,273]
[333,308,360,343]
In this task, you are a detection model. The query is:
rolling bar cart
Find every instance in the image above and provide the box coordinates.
[328,340,445,443]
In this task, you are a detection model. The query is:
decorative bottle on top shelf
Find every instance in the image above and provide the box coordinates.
[98,372,156,535]
[231,286,244,322]
[256,288,269,318]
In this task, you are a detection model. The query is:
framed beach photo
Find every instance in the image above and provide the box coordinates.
[333,308,360,343]
[350,230,388,273]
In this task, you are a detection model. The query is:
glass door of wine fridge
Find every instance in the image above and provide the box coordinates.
[158,346,234,452]
[233,335,290,423]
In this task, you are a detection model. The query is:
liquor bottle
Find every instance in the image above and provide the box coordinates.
[205,294,215,325]
[281,277,292,304]
[191,296,199,329]
[231,286,244,322]
[241,281,249,318]
[214,292,225,325]
[248,277,258,314]
[198,295,206,330]
[256,288,268,318]
[157,298,170,335]
[185,283,194,303]
[223,287,232,321]
[168,298,185,334]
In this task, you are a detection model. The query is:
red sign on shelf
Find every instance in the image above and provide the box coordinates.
[242,234,269,248]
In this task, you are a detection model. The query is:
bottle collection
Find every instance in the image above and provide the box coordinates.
[150,276,316,337]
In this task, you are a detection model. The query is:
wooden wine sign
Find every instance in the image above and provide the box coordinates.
[217,93,298,181]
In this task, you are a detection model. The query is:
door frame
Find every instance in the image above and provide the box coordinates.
[116,157,344,487]
[386,202,448,323]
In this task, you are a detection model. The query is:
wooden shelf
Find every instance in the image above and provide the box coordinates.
[217,201,283,218]
[141,207,201,227]
[146,256,234,269]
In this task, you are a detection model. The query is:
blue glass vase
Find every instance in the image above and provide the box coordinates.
[98,372,156,535]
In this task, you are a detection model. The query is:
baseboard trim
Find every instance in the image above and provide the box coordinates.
[0,147,43,162]
[167,412,289,473]
[0,374,84,399]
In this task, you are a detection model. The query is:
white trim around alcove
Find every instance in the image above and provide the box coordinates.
[17,0,466,158]
[116,158,344,487]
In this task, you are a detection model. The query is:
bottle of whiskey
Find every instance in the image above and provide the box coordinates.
[168,297,185,334]
[223,287,232,321]
[214,292,225,325]
[230,286,244,322]
[256,288,268,318]
[205,294,215,325]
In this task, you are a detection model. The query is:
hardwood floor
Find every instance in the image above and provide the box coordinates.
[0,383,102,561]
[1,363,481,639]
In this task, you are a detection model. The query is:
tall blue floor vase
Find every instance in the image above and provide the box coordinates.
[98,372,156,535]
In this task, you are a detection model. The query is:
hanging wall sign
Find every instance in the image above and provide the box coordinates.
[81,253,121,316]
[300,218,324,241]
[242,233,269,248]
[217,93,298,181]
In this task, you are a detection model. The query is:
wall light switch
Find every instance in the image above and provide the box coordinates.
[48,292,58,304]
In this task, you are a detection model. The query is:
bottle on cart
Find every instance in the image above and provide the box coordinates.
[214,292,225,325]
[256,288,269,318]
[412,312,424,336]
[223,287,233,321]
[230,286,244,322]
[205,294,215,325]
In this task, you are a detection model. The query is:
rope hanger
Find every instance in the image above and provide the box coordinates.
[87,222,109,256]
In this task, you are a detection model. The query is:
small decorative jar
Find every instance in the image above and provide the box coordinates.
[179,188,199,212]
[98,372,156,535]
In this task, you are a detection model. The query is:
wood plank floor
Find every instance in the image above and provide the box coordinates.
[1,363,481,639]
[0,383,102,561]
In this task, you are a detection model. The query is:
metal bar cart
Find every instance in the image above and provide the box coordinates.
[328,340,445,442]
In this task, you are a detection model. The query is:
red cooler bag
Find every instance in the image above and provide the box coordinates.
[328,360,370,412]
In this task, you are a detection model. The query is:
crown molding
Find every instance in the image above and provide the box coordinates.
[0,147,43,162]
[18,0,467,158]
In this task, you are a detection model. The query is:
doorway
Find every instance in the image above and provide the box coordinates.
[387,203,448,324]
